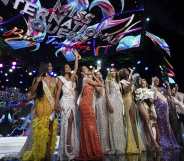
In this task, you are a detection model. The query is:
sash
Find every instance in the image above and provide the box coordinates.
[42,80,55,110]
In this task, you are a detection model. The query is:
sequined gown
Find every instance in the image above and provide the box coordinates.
[20,80,58,161]
[58,76,79,160]
[122,83,145,154]
[78,83,103,160]
[154,91,179,149]
[105,80,126,154]
[95,87,110,153]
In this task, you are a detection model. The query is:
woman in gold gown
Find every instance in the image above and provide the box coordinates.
[20,62,62,161]
[119,68,145,154]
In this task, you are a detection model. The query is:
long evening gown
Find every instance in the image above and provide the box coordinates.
[20,80,58,161]
[121,82,145,154]
[58,76,79,160]
[105,80,126,154]
[154,90,180,149]
[95,87,110,153]
[78,83,103,160]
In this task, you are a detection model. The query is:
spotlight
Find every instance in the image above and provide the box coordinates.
[107,68,110,71]
[137,60,141,64]
[5,73,8,76]
[89,66,93,69]
[145,67,149,71]
[50,72,54,76]
[111,64,115,67]
[12,66,16,69]
[32,70,36,73]
[0,64,3,68]
[146,17,150,22]
[9,69,13,73]
[6,79,9,82]
[54,73,57,77]
[19,81,23,84]
[12,62,17,66]
[28,72,32,76]
[97,60,101,65]
[0,70,3,74]
[133,67,136,70]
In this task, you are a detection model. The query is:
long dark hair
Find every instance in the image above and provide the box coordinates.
[35,62,49,99]
[76,66,85,96]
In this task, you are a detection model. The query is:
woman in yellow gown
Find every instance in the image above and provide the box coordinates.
[119,68,145,154]
[20,62,62,161]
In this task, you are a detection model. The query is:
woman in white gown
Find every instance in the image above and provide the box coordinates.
[94,71,111,154]
[105,68,126,154]
[58,55,79,160]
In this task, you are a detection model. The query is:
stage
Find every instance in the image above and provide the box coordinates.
[0,136,59,159]
[0,137,183,161]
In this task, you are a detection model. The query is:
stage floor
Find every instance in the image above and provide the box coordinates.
[0,136,183,161]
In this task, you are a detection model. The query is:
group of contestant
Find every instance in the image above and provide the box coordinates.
[18,55,184,161]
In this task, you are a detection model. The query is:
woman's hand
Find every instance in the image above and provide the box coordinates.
[128,67,134,73]
[36,76,42,83]
[54,103,64,113]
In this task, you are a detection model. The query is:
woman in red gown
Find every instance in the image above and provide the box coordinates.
[77,66,103,160]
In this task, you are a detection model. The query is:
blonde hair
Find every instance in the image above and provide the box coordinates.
[105,68,119,82]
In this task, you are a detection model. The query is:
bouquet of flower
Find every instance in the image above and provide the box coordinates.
[135,88,154,102]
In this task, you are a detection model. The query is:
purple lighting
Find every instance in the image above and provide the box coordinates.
[12,62,17,66]
[12,66,16,69]
[0,64,3,68]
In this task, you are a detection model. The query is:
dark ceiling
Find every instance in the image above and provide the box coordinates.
[145,0,184,90]
[0,0,184,91]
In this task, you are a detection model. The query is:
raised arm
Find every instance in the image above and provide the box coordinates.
[86,78,102,87]
[128,68,134,82]
[54,78,62,112]
[71,50,79,81]
[30,76,42,96]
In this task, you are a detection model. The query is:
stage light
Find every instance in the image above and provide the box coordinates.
[54,73,57,77]
[9,69,13,73]
[0,70,3,74]
[14,87,17,90]
[111,64,115,67]
[19,81,23,84]
[89,65,93,69]
[0,64,3,68]
[107,68,110,71]
[6,79,9,82]
[145,67,149,71]
[97,60,101,65]
[50,72,54,76]
[1,85,4,89]
[137,60,141,64]
[5,73,8,76]
[28,72,32,76]
[32,70,36,73]
[133,67,136,70]
[12,66,16,69]
[25,88,28,91]
[146,17,150,22]
[12,61,17,66]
